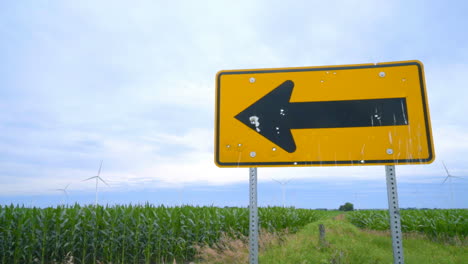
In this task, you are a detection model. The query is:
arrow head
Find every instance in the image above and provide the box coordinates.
[235,80,297,153]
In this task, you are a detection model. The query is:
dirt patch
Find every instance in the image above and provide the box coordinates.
[333,214,346,221]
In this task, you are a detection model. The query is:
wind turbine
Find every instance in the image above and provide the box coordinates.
[83,160,109,206]
[55,183,70,205]
[441,161,463,208]
[272,178,292,207]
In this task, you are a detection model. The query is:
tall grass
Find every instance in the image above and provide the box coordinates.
[0,204,327,263]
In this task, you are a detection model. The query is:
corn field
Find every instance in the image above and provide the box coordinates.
[0,204,327,264]
[347,209,468,239]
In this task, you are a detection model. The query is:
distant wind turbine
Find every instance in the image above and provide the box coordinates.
[272,178,292,207]
[442,161,464,208]
[55,183,70,204]
[83,160,109,206]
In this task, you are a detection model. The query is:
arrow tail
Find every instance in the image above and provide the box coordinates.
[288,98,408,129]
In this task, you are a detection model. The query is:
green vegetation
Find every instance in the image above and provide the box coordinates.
[259,217,468,264]
[338,202,354,211]
[0,204,329,264]
[1,205,466,263]
[348,209,468,240]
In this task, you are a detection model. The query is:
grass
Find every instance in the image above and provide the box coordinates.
[195,230,286,264]
[257,216,468,264]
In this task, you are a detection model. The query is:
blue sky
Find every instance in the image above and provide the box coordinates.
[0,0,467,209]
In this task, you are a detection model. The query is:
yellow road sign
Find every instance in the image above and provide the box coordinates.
[215,60,434,167]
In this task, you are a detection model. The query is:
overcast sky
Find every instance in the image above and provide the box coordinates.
[1,0,467,209]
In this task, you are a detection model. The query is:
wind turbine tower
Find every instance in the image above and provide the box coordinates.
[55,183,70,205]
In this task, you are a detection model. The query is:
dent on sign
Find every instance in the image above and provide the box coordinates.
[215,60,434,168]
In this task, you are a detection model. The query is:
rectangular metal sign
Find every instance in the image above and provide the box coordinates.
[215,60,434,167]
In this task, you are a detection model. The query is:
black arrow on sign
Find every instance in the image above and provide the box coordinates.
[235,80,409,153]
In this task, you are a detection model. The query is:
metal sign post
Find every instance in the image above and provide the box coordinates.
[249,167,259,264]
[385,165,404,264]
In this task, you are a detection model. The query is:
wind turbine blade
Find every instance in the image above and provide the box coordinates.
[98,176,110,186]
[97,160,103,176]
[284,178,293,184]
[442,176,450,184]
[442,161,450,176]
[271,178,281,184]
[64,184,70,190]
[83,176,97,182]
[451,176,464,179]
